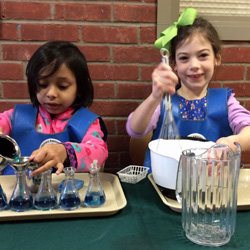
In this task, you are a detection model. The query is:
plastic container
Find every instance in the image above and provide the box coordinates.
[117,165,149,184]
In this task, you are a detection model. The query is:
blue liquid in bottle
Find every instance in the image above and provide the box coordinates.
[84,161,106,208]
[9,196,33,212]
[84,192,105,207]
[59,193,80,210]
[59,167,81,211]
[35,196,57,210]
[10,169,33,212]
[35,169,57,211]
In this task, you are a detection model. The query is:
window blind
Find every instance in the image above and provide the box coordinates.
[180,0,250,16]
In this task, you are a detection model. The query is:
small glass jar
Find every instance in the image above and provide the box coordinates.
[59,167,81,211]
[84,161,106,208]
[9,169,33,212]
[35,168,57,211]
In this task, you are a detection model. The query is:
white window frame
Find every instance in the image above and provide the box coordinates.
[157,0,250,40]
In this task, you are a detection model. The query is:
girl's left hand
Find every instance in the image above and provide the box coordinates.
[29,144,67,176]
[216,135,238,151]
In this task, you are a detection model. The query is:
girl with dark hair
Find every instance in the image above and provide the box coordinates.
[0,41,108,175]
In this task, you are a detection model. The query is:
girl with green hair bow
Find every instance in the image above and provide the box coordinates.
[126,8,250,172]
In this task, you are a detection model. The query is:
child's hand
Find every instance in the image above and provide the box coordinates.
[0,127,3,134]
[29,143,68,176]
[216,135,238,152]
[151,62,179,100]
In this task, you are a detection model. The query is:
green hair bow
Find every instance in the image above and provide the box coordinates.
[154,8,198,51]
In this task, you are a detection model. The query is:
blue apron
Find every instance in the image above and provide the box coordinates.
[3,104,107,175]
[144,88,233,172]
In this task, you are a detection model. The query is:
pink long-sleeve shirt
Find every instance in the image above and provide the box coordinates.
[126,93,250,138]
[0,105,108,172]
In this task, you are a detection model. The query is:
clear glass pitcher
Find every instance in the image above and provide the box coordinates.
[176,143,241,247]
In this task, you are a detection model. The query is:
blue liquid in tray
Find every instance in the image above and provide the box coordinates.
[84,192,105,207]
[10,196,33,212]
[59,194,80,210]
[35,196,57,210]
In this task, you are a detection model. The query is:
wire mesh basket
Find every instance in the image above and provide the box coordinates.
[117,165,149,184]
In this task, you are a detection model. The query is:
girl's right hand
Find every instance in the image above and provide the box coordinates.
[151,62,179,100]
[0,127,3,134]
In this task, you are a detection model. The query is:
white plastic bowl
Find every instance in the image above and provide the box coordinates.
[149,139,215,189]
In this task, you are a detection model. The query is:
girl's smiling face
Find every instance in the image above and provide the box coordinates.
[174,33,221,98]
[36,63,77,115]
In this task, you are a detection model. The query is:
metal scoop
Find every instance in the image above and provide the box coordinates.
[0,134,21,171]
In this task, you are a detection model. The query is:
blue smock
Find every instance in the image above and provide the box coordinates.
[2,104,107,175]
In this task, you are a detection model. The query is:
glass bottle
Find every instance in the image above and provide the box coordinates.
[0,184,8,211]
[35,169,57,211]
[59,167,81,211]
[84,161,106,207]
[9,169,33,212]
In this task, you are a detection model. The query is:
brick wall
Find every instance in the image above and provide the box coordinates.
[1,1,250,172]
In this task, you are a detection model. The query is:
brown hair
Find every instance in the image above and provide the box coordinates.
[169,17,222,65]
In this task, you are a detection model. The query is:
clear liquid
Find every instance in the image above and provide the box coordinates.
[186,222,231,247]
[35,196,57,210]
[59,194,80,210]
[9,196,33,212]
[84,192,105,207]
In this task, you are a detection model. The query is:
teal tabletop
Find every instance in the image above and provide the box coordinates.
[0,176,249,250]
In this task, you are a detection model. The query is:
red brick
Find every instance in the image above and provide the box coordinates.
[2,82,29,99]
[117,119,128,134]
[209,82,222,88]
[2,2,50,19]
[90,100,139,116]
[2,44,40,61]
[246,100,250,111]
[222,47,250,63]
[141,65,157,81]
[223,82,250,97]
[114,4,156,22]
[113,46,160,63]
[78,46,110,62]
[103,119,115,134]
[110,0,140,2]
[93,82,115,99]
[104,153,119,171]
[82,26,137,44]
[117,83,151,99]
[242,151,250,164]
[107,135,129,151]
[120,151,131,168]
[21,24,79,41]
[88,65,138,81]
[0,101,30,113]
[213,65,245,81]
[246,66,250,80]
[140,26,156,43]
[0,63,23,80]
[55,3,111,21]
[0,23,18,40]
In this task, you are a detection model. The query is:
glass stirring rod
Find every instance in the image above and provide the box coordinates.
[158,48,180,144]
